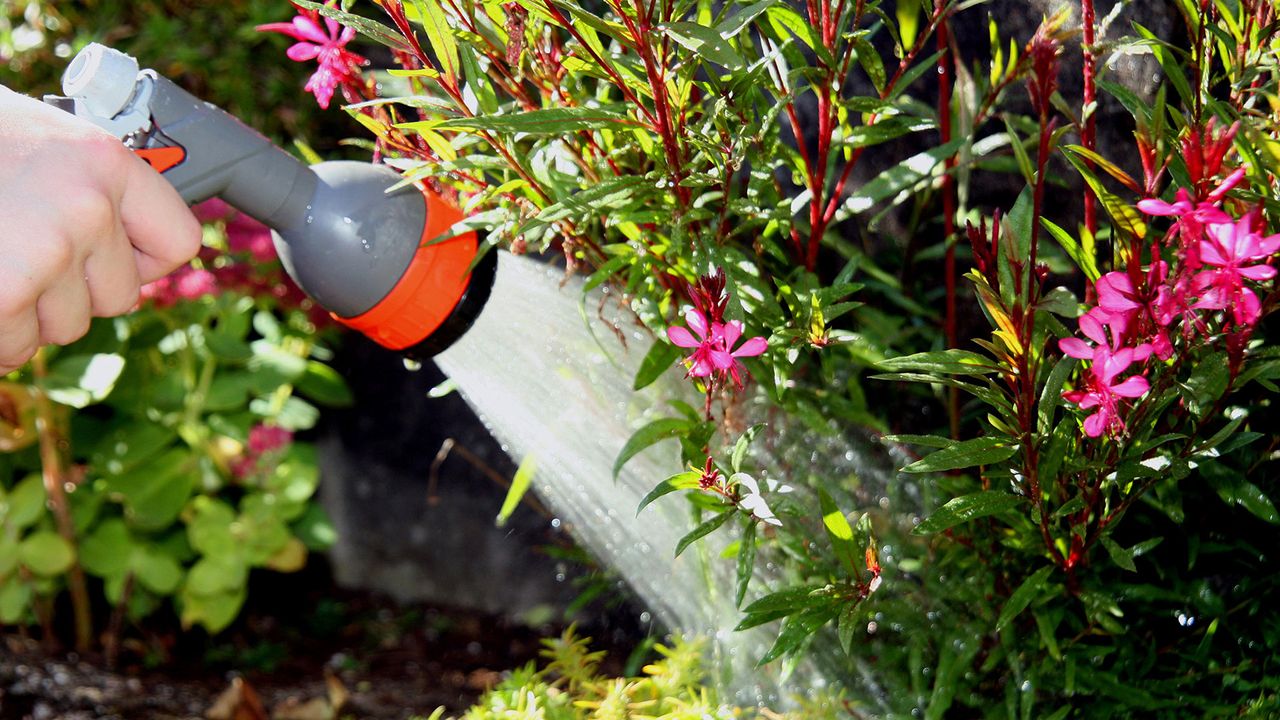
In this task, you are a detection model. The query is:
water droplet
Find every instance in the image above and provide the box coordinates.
[402,358,422,372]
[305,215,314,225]
[866,621,878,634]
[1021,680,1033,693]
[550,518,561,529]
[554,573,566,582]
[639,611,651,624]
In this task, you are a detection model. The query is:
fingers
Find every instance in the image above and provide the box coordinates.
[0,306,39,375]
[36,271,93,346]
[118,151,202,284]
[83,220,142,317]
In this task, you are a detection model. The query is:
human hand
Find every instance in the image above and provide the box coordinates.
[0,85,201,374]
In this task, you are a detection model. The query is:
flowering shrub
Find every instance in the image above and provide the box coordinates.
[0,206,347,652]
[246,0,1280,712]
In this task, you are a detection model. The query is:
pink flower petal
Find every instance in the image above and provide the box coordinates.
[1110,375,1150,398]
[667,326,699,348]
[1239,265,1276,281]
[1083,411,1108,438]
[1059,337,1094,360]
[292,15,330,43]
[1079,311,1108,347]
[1136,198,1180,216]
[733,336,768,358]
[709,349,735,370]
[684,308,709,340]
[287,41,322,61]
[1233,288,1261,326]
[256,21,306,39]
[1206,167,1247,202]
[720,320,743,349]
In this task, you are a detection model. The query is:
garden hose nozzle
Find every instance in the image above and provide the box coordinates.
[48,43,495,357]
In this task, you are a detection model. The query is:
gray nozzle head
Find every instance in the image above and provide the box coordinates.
[62,43,140,119]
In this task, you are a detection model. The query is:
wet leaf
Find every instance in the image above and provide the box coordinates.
[422,106,639,134]
[818,490,858,573]
[496,454,536,527]
[877,350,997,375]
[296,362,353,407]
[758,605,840,665]
[673,509,733,558]
[636,470,701,515]
[42,353,125,408]
[995,565,1054,631]
[912,491,1025,534]
[735,519,757,608]
[661,21,744,68]
[902,438,1018,474]
[840,139,964,215]
[613,418,697,479]
[634,340,682,391]
[1101,536,1138,572]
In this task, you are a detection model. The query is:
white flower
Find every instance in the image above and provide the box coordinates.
[732,473,786,526]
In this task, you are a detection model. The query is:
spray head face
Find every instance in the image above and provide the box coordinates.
[272,162,494,358]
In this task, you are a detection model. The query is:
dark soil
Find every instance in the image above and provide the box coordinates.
[0,562,641,720]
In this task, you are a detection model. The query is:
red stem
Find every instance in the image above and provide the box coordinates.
[1081,0,1099,240]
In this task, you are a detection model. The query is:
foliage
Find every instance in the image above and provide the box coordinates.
[424,628,843,719]
[0,207,347,647]
[269,0,1280,714]
[0,0,352,148]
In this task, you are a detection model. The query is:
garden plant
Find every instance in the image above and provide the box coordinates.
[4,0,1280,716]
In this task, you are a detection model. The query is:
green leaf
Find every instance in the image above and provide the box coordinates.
[1038,355,1077,435]
[186,555,248,596]
[634,340,682,391]
[742,584,830,615]
[410,0,459,80]
[902,438,1018,474]
[5,474,47,530]
[837,603,859,654]
[0,580,32,624]
[132,546,183,595]
[292,0,410,51]
[419,106,638,135]
[42,354,125,408]
[661,21,743,68]
[1041,217,1100,282]
[108,449,196,531]
[18,531,75,576]
[758,606,839,665]
[180,587,247,634]
[80,519,133,578]
[1100,535,1137,572]
[735,519,757,608]
[818,490,858,573]
[636,470,701,515]
[1063,145,1141,193]
[877,350,997,375]
[995,565,1054,631]
[912,491,1026,535]
[844,117,935,149]
[730,424,765,474]
[674,510,733,558]
[613,418,695,479]
[852,34,886,92]
[295,361,353,407]
[495,454,536,527]
[1203,463,1279,524]
[841,139,964,215]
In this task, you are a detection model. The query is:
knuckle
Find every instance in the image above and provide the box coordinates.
[63,185,117,237]
[96,283,140,317]
[0,281,39,321]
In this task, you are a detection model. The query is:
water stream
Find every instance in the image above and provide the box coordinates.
[435,253,910,707]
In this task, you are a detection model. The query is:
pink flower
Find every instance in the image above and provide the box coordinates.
[258,4,367,109]
[1060,312,1152,438]
[140,265,219,308]
[1061,344,1152,438]
[667,308,719,379]
[232,423,294,479]
[710,320,768,389]
[1192,213,1280,327]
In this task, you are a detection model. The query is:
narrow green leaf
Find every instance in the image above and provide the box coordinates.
[735,519,758,608]
[1100,535,1137,572]
[1063,144,1141,193]
[844,117,935,149]
[716,0,776,38]
[674,510,734,557]
[495,454,536,527]
[877,350,997,375]
[1038,355,1077,435]
[636,471,701,515]
[882,434,954,448]
[838,603,859,654]
[613,418,694,479]
[731,424,766,474]
[1041,218,1100,281]
[1204,463,1279,524]
[902,438,1017,474]
[742,584,830,615]
[841,139,965,215]
[818,490,858,573]
[852,34,886,93]
[634,339,682,391]
[758,606,839,665]
[411,0,459,80]
[661,21,744,68]
[295,361,353,407]
[995,565,1054,632]
[420,106,639,134]
[912,491,1026,535]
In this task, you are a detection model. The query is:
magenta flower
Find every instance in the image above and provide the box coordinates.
[1136,187,1233,224]
[232,423,294,479]
[258,4,367,109]
[667,308,720,379]
[1192,214,1280,327]
[1060,311,1153,438]
[1061,343,1152,438]
[710,320,768,389]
